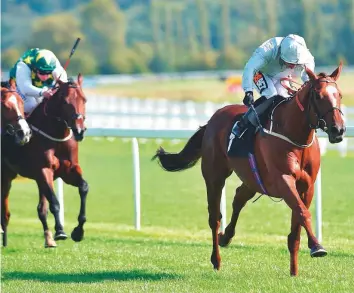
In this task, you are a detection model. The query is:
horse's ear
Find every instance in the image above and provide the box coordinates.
[329,61,343,81]
[9,78,16,90]
[305,66,317,82]
[78,73,83,86]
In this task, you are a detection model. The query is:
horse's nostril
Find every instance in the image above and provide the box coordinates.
[330,126,339,135]
[341,126,346,135]
[17,129,25,139]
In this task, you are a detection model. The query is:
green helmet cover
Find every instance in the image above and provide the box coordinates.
[34,49,57,72]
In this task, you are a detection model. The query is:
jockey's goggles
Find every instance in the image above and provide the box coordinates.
[37,69,52,75]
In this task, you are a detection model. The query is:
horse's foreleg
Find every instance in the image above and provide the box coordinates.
[301,185,326,257]
[71,176,88,242]
[58,162,88,242]
[37,169,67,244]
[1,177,12,247]
[1,166,16,247]
[36,193,60,247]
[279,176,324,275]
[219,183,256,247]
[288,210,302,276]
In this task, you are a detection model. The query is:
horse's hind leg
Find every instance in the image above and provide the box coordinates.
[58,161,88,242]
[219,183,256,247]
[202,157,232,270]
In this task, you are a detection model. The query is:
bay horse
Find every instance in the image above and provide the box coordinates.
[1,74,88,248]
[1,79,32,146]
[153,64,346,276]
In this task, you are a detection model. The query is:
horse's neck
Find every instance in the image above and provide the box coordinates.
[28,99,65,135]
[278,85,315,143]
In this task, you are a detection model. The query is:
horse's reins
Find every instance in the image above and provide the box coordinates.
[30,124,73,142]
[281,77,343,131]
[264,77,343,148]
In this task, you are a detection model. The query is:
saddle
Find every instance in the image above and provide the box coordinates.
[227,96,287,157]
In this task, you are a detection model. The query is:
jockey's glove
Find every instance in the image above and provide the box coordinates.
[39,86,49,97]
[243,91,254,106]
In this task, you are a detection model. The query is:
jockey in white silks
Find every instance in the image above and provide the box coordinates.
[9,48,68,115]
[231,34,315,139]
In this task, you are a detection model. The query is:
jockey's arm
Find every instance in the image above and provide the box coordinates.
[242,52,271,92]
[52,59,68,83]
[16,62,42,98]
[300,54,315,83]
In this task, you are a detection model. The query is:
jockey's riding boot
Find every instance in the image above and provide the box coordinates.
[253,95,267,108]
[232,107,252,138]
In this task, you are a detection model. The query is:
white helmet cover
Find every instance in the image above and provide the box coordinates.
[280,34,309,64]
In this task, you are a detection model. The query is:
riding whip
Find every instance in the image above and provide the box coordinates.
[53,37,81,87]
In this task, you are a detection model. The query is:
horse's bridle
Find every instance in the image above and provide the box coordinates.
[43,84,86,129]
[306,79,343,132]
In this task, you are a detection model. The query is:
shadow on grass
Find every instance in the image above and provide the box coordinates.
[3,269,181,283]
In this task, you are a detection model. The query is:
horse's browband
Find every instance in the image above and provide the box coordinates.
[317,79,337,84]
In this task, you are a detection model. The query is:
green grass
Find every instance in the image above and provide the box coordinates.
[2,138,354,293]
[86,72,354,106]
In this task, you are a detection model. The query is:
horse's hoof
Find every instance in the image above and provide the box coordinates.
[45,241,57,248]
[310,244,327,257]
[54,231,68,241]
[71,227,84,242]
[218,232,233,247]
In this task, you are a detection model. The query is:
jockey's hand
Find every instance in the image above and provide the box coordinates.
[243,91,254,106]
[41,88,58,99]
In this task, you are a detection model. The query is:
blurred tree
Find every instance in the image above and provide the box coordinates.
[196,0,211,53]
[1,48,23,71]
[164,5,175,71]
[80,0,127,73]
[301,0,315,51]
[27,13,91,73]
[220,0,231,53]
[2,0,354,73]
[266,0,277,37]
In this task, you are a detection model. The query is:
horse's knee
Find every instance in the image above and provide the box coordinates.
[297,207,312,226]
[79,180,89,194]
[37,202,48,218]
[2,211,11,227]
[287,233,300,253]
[208,214,219,230]
[49,201,60,215]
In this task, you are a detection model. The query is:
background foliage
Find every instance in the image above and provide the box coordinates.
[1,0,354,75]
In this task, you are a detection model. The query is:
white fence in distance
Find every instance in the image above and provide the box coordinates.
[85,95,354,155]
[56,126,354,243]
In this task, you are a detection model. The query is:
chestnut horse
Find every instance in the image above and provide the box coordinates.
[153,64,346,276]
[1,74,88,248]
[1,80,32,146]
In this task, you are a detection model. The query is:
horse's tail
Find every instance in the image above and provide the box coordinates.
[152,125,206,172]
